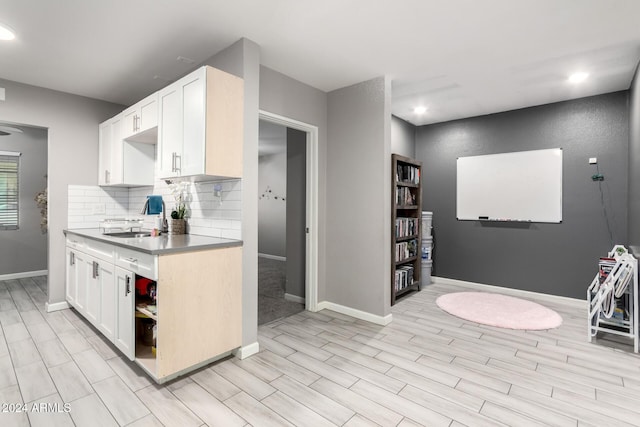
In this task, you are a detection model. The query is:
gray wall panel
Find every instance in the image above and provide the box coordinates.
[416,92,629,299]
[391,115,416,158]
[628,63,640,254]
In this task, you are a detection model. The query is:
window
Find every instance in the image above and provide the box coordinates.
[0,151,20,230]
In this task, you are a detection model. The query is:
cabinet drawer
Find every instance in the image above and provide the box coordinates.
[66,235,86,250]
[115,248,157,280]
[84,239,115,263]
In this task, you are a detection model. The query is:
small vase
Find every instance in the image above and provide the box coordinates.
[168,218,186,235]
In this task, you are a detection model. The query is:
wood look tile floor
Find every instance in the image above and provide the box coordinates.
[2,276,640,426]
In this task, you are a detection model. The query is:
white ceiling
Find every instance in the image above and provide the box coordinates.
[1,0,639,126]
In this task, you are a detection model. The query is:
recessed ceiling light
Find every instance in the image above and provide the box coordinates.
[414,106,427,114]
[0,23,16,41]
[568,72,589,84]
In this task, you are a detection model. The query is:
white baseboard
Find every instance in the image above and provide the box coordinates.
[46,301,70,312]
[0,270,48,281]
[234,342,259,359]
[258,253,286,261]
[316,301,393,326]
[284,293,305,304]
[432,276,587,309]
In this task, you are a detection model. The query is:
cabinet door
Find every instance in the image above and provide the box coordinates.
[109,115,124,185]
[65,248,76,306]
[139,95,158,133]
[115,267,135,360]
[98,262,116,341]
[98,121,111,186]
[158,84,182,178]
[74,251,89,315]
[181,72,205,176]
[84,257,101,326]
[122,107,138,140]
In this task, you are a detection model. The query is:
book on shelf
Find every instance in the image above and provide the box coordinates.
[396,187,417,206]
[395,217,418,238]
[396,164,420,184]
[395,239,417,262]
[394,265,415,291]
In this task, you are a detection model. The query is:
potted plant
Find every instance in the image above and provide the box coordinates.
[168,181,189,235]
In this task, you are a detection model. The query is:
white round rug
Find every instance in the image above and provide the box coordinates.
[436,292,563,330]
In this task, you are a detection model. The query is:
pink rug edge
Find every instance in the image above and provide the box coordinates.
[435,292,563,331]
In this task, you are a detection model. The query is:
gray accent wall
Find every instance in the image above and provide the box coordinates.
[0,78,123,305]
[628,62,640,255]
[391,115,416,158]
[0,125,48,275]
[286,128,307,299]
[326,76,392,317]
[416,92,629,299]
[202,38,261,349]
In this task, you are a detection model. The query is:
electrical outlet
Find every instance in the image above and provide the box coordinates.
[589,157,597,165]
[213,184,222,198]
[92,203,106,214]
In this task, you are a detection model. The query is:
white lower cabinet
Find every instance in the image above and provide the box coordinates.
[115,267,135,360]
[65,237,137,361]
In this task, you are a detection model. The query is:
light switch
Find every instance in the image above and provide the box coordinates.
[589,157,597,165]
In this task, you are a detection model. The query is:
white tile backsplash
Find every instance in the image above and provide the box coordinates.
[68,178,242,239]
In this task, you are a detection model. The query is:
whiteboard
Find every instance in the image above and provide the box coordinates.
[456,148,562,223]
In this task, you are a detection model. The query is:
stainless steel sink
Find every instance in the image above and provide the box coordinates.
[103,231,151,238]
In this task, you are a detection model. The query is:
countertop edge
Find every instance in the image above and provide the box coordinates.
[64,229,243,255]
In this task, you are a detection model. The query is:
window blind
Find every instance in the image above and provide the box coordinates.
[0,151,20,230]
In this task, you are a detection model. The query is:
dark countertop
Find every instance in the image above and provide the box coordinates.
[64,228,242,255]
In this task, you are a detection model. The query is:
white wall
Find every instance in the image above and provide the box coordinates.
[0,125,48,275]
[326,76,392,318]
[0,79,123,305]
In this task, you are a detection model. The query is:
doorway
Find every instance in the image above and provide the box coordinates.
[0,122,48,286]
[258,111,318,324]
[257,120,307,324]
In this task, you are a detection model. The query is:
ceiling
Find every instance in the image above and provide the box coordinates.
[1,1,639,126]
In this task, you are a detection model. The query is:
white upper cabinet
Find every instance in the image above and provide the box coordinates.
[99,112,154,187]
[122,93,158,142]
[98,114,125,186]
[157,66,243,180]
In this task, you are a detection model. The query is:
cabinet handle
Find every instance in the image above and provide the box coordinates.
[125,275,131,296]
[92,261,100,278]
[105,170,110,184]
[175,154,181,173]
[70,252,75,266]
[171,152,176,172]
[124,257,138,264]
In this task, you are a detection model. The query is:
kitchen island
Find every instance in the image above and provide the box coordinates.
[64,228,242,383]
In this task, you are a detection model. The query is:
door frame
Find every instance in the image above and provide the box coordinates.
[258,111,318,312]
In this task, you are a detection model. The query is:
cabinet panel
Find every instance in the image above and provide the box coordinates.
[115,268,135,360]
[182,74,205,176]
[158,86,182,177]
[65,248,76,306]
[98,262,116,341]
[123,94,158,140]
[98,121,111,186]
[74,250,89,314]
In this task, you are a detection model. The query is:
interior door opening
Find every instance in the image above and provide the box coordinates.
[0,121,48,292]
[257,119,307,324]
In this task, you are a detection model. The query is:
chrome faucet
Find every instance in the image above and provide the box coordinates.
[140,200,169,233]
